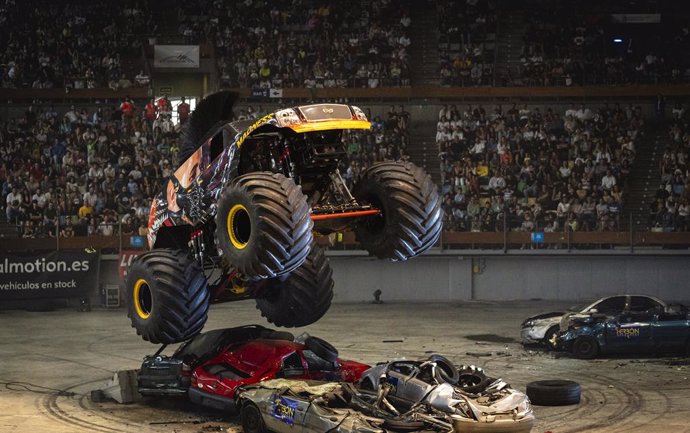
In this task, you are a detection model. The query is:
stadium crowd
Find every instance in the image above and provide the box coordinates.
[201,0,412,89]
[653,103,690,231]
[436,103,640,232]
[438,0,497,87]
[0,0,151,89]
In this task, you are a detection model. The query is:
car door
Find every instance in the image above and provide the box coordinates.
[262,393,309,433]
[605,312,655,353]
[652,312,690,352]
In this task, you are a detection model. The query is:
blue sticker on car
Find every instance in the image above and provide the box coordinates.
[271,395,298,426]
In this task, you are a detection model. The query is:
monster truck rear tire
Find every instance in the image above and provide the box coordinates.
[255,243,333,327]
[125,249,209,344]
[353,161,442,261]
[215,172,313,279]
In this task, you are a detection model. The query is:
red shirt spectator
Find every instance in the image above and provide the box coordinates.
[157,96,172,117]
[144,99,157,122]
[120,98,135,118]
[178,97,190,124]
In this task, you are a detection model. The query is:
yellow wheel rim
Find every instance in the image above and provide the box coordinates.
[133,278,152,319]
[227,204,251,250]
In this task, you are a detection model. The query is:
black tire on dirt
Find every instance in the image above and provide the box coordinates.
[255,243,333,327]
[572,336,599,359]
[215,171,313,279]
[353,161,442,261]
[526,380,581,406]
[124,249,209,344]
[240,403,267,433]
[305,336,339,362]
[428,354,460,384]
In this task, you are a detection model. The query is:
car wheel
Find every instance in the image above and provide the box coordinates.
[124,249,209,344]
[305,336,339,362]
[526,380,581,406]
[456,365,493,394]
[215,171,313,279]
[241,403,266,433]
[572,336,599,359]
[353,161,442,261]
[428,354,459,384]
[255,243,333,327]
[544,326,560,349]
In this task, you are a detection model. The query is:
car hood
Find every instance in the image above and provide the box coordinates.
[522,312,565,326]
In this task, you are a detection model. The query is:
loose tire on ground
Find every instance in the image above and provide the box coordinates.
[215,171,313,279]
[305,336,339,362]
[255,243,333,327]
[125,249,209,344]
[572,336,600,359]
[526,380,581,406]
[240,403,267,433]
[353,161,442,261]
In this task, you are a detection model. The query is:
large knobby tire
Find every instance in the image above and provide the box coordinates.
[255,243,333,327]
[572,336,599,359]
[215,172,313,279]
[124,249,209,344]
[353,161,442,261]
[526,380,581,406]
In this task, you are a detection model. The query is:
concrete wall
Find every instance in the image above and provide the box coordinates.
[327,255,690,303]
[98,254,690,304]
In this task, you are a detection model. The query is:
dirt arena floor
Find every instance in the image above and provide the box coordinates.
[1,300,689,433]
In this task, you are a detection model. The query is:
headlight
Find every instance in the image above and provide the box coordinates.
[523,320,536,328]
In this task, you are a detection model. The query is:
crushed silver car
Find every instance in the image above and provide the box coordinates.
[237,379,446,433]
[359,355,535,433]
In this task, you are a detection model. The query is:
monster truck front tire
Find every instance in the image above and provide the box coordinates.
[255,243,334,327]
[125,249,209,344]
[215,172,313,279]
[353,161,442,261]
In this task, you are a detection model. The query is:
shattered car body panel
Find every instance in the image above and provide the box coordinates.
[238,380,386,433]
[360,358,534,433]
[558,310,690,357]
[520,295,669,346]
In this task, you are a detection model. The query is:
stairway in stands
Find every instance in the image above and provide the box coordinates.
[494,2,526,85]
[408,2,440,86]
[623,124,663,231]
[407,119,441,185]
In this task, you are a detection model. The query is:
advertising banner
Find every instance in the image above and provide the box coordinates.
[118,250,144,280]
[154,45,200,68]
[0,250,100,300]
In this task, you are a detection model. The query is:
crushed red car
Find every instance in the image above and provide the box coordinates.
[137,325,369,411]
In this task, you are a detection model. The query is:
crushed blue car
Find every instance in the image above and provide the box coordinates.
[557,309,690,359]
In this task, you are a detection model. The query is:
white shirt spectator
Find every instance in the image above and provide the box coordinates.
[601,173,617,190]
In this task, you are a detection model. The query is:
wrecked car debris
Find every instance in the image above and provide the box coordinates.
[557,309,690,359]
[136,325,369,411]
[520,295,685,349]
[358,355,534,432]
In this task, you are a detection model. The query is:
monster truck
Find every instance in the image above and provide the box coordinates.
[124,92,442,344]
